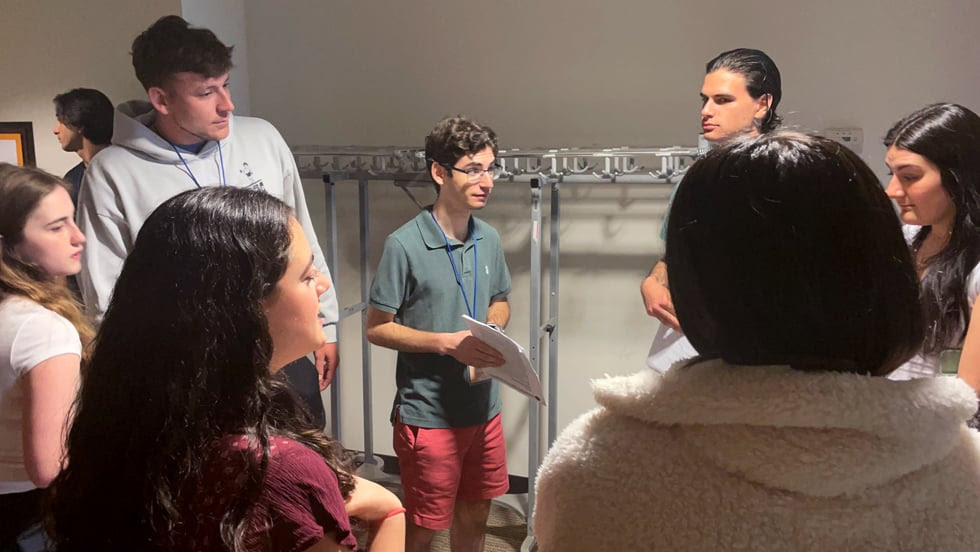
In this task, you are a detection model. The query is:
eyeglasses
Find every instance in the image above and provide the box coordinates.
[445,163,504,183]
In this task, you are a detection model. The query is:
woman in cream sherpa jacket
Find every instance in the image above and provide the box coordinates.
[534,132,980,551]
[535,361,980,551]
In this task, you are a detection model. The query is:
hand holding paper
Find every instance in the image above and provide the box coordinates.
[463,315,546,403]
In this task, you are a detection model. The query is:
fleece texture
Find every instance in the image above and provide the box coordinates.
[534,359,980,551]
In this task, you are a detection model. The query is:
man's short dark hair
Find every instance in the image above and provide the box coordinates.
[52,88,114,146]
[424,116,498,192]
[131,15,234,90]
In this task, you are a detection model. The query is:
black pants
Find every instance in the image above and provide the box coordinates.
[281,356,326,430]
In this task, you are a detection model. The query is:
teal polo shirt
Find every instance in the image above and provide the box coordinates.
[370,207,511,428]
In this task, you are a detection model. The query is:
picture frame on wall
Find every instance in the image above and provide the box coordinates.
[0,122,37,167]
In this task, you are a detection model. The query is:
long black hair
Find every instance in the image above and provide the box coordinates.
[49,187,353,551]
[667,131,922,376]
[885,103,980,353]
[706,48,783,133]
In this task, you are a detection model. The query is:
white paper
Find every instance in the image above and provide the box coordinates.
[463,315,546,404]
[646,324,698,373]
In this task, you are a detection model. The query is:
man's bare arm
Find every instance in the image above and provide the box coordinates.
[486,298,510,328]
[640,260,681,331]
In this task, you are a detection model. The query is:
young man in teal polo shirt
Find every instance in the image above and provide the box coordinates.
[366,116,512,552]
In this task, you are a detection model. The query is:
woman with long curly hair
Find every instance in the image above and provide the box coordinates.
[0,164,91,550]
[884,103,980,385]
[49,187,402,551]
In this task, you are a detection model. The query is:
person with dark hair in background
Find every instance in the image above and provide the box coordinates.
[884,103,980,389]
[534,131,980,551]
[366,116,511,552]
[0,164,91,551]
[641,48,782,335]
[49,187,404,552]
[75,15,339,427]
[51,88,113,204]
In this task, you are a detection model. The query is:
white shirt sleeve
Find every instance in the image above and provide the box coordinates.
[10,308,82,377]
[966,261,980,308]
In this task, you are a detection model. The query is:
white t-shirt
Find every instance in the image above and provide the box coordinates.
[890,226,980,380]
[0,295,81,493]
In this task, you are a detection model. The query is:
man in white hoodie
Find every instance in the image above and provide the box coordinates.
[76,15,338,426]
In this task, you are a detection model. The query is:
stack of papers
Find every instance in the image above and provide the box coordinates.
[463,315,546,404]
[646,324,697,373]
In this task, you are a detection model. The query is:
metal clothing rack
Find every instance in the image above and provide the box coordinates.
[294,144,700,550]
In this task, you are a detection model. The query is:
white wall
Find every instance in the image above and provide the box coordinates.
[244,0,980,165]
[242,0,980,475]
[180,0,252,115]
[6,1,980,477]
[0,0,179,176]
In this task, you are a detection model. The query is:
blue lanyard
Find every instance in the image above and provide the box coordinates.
[168,141,227,188]
[430,212,478,318]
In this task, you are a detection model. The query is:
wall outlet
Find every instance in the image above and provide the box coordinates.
[822,127,864,154]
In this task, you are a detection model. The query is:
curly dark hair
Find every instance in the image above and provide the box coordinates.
[706,48,783,133]
[48,187,353,551]
[131,15,234,90]
[885,103,980,354]
[424,115,498,193]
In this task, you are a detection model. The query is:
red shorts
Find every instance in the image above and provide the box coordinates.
[393,413,509,530]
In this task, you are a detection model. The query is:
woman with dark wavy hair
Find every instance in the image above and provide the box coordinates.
[884,103,980,385]
[0,164,91,551]
[49,187,403,551]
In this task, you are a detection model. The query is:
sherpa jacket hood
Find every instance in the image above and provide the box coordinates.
[593,360,975,497]
[534,360,980,551]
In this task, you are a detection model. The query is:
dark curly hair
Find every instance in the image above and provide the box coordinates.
[131,15,234,90]
[885,103,980,354]
[48,187,353,551]
[424,115,498,193]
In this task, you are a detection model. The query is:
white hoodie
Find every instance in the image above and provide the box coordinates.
[534,359,980,551]
[77,101,338,340]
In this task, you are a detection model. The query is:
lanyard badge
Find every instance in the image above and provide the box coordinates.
[430,211,478,318]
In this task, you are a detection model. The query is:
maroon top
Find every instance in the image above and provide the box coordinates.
[179,435,356,551]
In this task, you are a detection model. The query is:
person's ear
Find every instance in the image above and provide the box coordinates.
[148,86,170,116]
[430,162,447,189]
[754,93,772,122]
